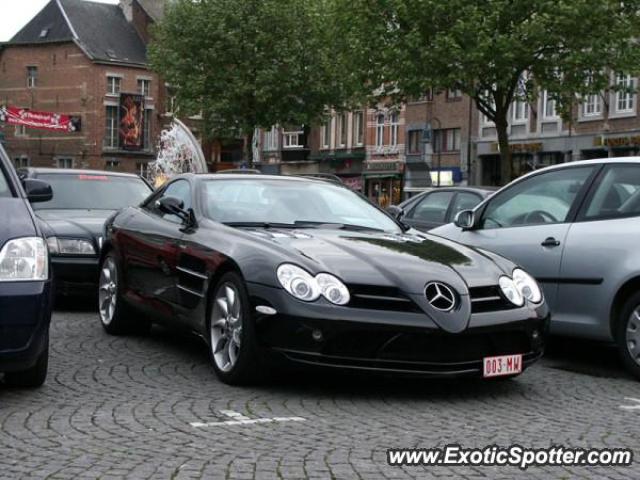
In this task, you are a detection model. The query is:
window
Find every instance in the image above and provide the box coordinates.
[406,191,455,224]
[389,112,399,147]
[321,121,331,148]
[57,158,74,169]
[264,126,279,151]
[512,100,529,122]
[137,79,151,97]
[156,179,192,223]
[107,76,121,95]
[14,156,29,168]
[283,128,304,148]
[375,113,385,147]
[137,162,149,178]
[582,94,602,117]
[447,89,462,100]
[337,112,348,147]
[615,73,635,113]
[481,166,595,229]
[143,109,152,150]
[451,192,483,217]
[104,106,118,149]
[417,89,433,102]
[27,66,37,88]
[15,125,27,137]
[353,111,364,146]
[407,130,422,154]
[433,128,461,152]
[582,165,640,220]
[542,90,557,119]
[105,160,120,170]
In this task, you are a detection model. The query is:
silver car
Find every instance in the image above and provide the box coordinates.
[432,158,640,379]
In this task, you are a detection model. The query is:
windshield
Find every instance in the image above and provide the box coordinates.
[202,179,402,232]
[0,167,11,198]
[32,173,151,210]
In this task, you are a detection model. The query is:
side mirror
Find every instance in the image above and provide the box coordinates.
[157,196,186,217]
[23,179,53,203]
[454,209,475,230]
[386,205,405,221]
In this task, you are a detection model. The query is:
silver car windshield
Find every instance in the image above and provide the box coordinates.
[202,179,402,233]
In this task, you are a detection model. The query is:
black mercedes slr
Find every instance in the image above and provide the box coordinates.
[99,174,549,384]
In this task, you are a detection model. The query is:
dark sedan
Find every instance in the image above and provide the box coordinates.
[0,146,53,387]
[390,187,496,231]
[99,174,548,384]
[19,168,152,296]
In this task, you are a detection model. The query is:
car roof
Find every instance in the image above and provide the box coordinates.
[24,168,142,179]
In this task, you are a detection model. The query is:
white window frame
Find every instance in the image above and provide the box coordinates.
[389,111,399,147]
[615,73,635,114]
[353,111,364,146]
[582,93,602,118]
[542,90,558,119]
[263,126,279,151]
[137,78,151,97]
[283,129,304,149]
[337,112,348,147]
[104,105,119,149]
[14,156,30,168]
[447,89,462,99]
[27,66,37,88]
[56,158,74,169]
[107,76,121,96]
[512,99,529,123]
[14,125,27,137]
[321,120,331,149]
[375,113,385,148]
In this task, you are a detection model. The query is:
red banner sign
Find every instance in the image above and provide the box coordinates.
[0,105,81,132]
[119,93,144,150]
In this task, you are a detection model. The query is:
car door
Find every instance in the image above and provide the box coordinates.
[556,163,640,339]
[120,179,192,317]
[457,166,598,310]
[404,190,455,230]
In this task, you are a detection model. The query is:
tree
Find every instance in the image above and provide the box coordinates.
[149,0,345,167]
[336,0,640,183]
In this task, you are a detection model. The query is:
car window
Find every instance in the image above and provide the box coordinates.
[0,165,11,198]
[451,192,482,218]
[155,179,192,223]
[406,191,454,223]
[583,165,640,220]
[481,167,594,229]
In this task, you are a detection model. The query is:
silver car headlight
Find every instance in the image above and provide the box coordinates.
[277,264,320,301]
[47,237,96,255]
[512,268,543,304]
[0,237,48,282]
[316,273,350,305]
[499,275,524,307]
[276,264,351,305]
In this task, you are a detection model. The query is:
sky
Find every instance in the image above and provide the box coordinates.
[0,0,118,42]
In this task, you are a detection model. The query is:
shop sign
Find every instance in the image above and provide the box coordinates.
[0,105,81,132]
[490,142,543,153]
[595,135,640,147]
[364,161,403,173]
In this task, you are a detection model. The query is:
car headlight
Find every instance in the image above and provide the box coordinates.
[276,264,351,305]
[512,268,542,303]
[499,275,524,307]
[277,264,320,301]
[47,237,96,255]
[0,237,48,282]
[316,273,350,305]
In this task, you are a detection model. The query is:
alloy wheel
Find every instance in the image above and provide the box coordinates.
[626,307,640,365]
[98,257,118,326]
[210,282,243,372]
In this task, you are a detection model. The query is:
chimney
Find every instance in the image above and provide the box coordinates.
[119,0,133,22]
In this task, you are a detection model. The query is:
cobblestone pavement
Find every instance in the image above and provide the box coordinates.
[1,304,639,480]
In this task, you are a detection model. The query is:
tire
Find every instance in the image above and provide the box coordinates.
[98,252,150,335]
[616,291,640,380]
[4,334,49,388]
[207,272,261,385]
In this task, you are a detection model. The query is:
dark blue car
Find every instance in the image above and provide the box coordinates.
[0,145,53,387]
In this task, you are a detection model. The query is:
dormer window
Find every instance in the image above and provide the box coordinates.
[39,28,49,39]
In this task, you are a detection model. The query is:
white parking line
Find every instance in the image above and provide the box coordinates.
[619,397,640,411]
[190,410,306,428]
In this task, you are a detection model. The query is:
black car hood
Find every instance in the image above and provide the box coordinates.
[0,198,37,245]
[244,228,514,333]
[34,209,113,239]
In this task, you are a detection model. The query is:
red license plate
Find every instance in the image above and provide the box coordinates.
[483,354,523,378]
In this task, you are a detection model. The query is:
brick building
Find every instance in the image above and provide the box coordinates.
[0,0,168,174]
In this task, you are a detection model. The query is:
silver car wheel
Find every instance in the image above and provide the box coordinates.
[98,257,118,326]
[626,307,640,364]
[210,282,243,372]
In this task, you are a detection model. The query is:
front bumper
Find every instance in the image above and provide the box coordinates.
[0,280,52,372]
[248,283,549,377]
[51,256,99,295]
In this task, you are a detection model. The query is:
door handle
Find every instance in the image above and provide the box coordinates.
[541,237,560,247]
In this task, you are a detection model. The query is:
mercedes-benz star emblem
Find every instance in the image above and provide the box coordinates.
[425,282,457,312]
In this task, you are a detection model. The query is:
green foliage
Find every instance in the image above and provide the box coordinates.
[336,0,640,180]
[149,0,348,162]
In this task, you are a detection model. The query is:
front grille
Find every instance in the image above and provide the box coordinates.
[347,284,421,313]
[469,286,516,313]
